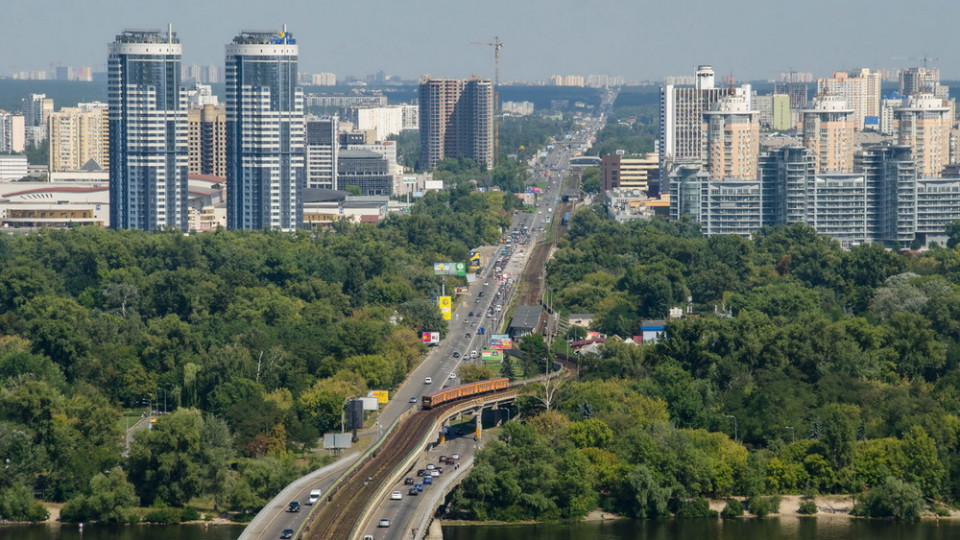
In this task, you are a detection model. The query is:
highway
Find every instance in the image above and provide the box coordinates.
[247,96,613,540]
[352,107,612,540]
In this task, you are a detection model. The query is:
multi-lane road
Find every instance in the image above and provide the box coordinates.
[245,106,610,540]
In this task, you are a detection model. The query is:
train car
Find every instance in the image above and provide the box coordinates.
[421,377,510,409]
[561,211,571,226]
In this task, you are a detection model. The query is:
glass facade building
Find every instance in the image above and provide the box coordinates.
[108,28,188,231]
[225,28,304,230]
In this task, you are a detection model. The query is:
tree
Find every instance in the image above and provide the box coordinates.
[901,425,944,498]
[127,408,233,506]
[458,363,497,384]
[61,468,137,523]
[625,465,670,518]
[853,476,925,521]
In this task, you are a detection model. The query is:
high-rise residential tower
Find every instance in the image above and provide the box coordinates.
[49,102,109,172]
[702,93,759,181]
[108,28,189,231]
[659,65,751,180]
[225,28,304,230]
[895,93,952,178]
[418,77,494,170]
[305,116,338,190]
[816,69,881,130]
[187,104,226,177]
[802,94,855,173]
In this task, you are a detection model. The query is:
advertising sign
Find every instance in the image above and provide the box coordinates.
[359,396,379,411]
[454,286,469,295]
[421,331,440,345]
[433,262,467,276]
[469,251,482,271]
[481,349,502,361]
[371,390,389,404]
[438,296,452,321]
[490,334,513,350]
[323,433,353,449]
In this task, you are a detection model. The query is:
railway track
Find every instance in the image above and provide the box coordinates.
[305,389,515,540]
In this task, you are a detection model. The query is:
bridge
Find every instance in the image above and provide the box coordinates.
[296,387,521,540]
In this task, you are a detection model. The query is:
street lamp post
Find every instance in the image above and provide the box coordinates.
[725,414,738,442]
[785,426,795,444]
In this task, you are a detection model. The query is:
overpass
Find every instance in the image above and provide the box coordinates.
[297,386,521,540]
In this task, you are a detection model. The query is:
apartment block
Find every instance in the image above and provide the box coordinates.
[48,102,109,172]
[186,104,226,177]
[419,77,494,170]
[601,152,658,192]
[802,94,855,173]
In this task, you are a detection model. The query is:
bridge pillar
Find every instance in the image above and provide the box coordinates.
[475,406,483,443]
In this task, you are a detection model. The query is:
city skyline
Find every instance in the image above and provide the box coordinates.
[1,0,959,83]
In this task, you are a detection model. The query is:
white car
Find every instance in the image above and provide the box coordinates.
[307,489,321,505]
[424,377,432,384]
[449,372,456,380]
[379,518,391,528]
[390,490,402,500]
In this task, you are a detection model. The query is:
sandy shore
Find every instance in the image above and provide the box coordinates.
[584,494,958,521]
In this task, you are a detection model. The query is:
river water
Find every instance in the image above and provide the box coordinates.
[0,523,245,540]
[2,518,956,539]
[442,517,960,540]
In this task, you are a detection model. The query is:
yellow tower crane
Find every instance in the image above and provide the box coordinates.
[471,36,504,87]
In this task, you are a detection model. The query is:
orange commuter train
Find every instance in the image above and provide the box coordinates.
[421,377,510,409]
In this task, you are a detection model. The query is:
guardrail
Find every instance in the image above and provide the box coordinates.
[295,406,418,539]
[348,390,519,540]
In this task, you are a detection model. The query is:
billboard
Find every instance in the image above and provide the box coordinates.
[323,433,353,449]
[481,349,502,361]
[438,296,452,321]
[359,396,379,411]
[469,251,482,271]
[433,262,467,276]
[421,331,440,345]
[371,390,389,404]
[490,334,513,350]
[454,286,469,295]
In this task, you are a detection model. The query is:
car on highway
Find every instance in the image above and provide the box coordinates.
[287,501,300,512]
[390,490,402,500]
[426,463,435,470]
[408,487,419,496]
[415,483,423,491]
[281,529,294,539]
[417,469,426,476]
[452,351,460,358]
[449,372,456,379]
[409,396,417,403]
[307,489,321,505]
[378,518,391,528]
[424,377,432,384]
[404,477,414,485]
[451,453,460,460]
[423,476,433,485]
[464,332,471,338]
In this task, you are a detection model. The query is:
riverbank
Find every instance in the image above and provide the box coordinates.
[445,494,959,528]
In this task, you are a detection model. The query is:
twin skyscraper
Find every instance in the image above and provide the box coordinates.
[108,26,303,231]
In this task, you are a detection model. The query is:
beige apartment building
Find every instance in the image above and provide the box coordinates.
[48,103,109,172]
[601,152,658,192]
[816,68,881,130]
[895,93,952,178]
[702,93,759,181]
[802,94,855,173]
[187,104,227,177]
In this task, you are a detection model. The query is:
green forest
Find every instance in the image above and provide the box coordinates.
[448,211,960,523]
[0,182,516,523]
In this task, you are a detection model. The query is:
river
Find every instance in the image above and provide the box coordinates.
[0,523,245,540]
[442,517,960,540]
[1,518,956,539]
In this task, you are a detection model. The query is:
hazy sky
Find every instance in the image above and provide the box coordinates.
[2,0,958,82]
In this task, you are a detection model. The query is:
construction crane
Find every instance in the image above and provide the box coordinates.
[471,36,504,87]
[890,55,940,68]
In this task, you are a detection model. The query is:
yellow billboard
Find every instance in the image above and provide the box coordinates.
[372,390,389,404]
[469,251,482,271]
[438,296,452,320]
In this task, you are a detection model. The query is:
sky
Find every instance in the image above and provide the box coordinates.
[2,0,959,82]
